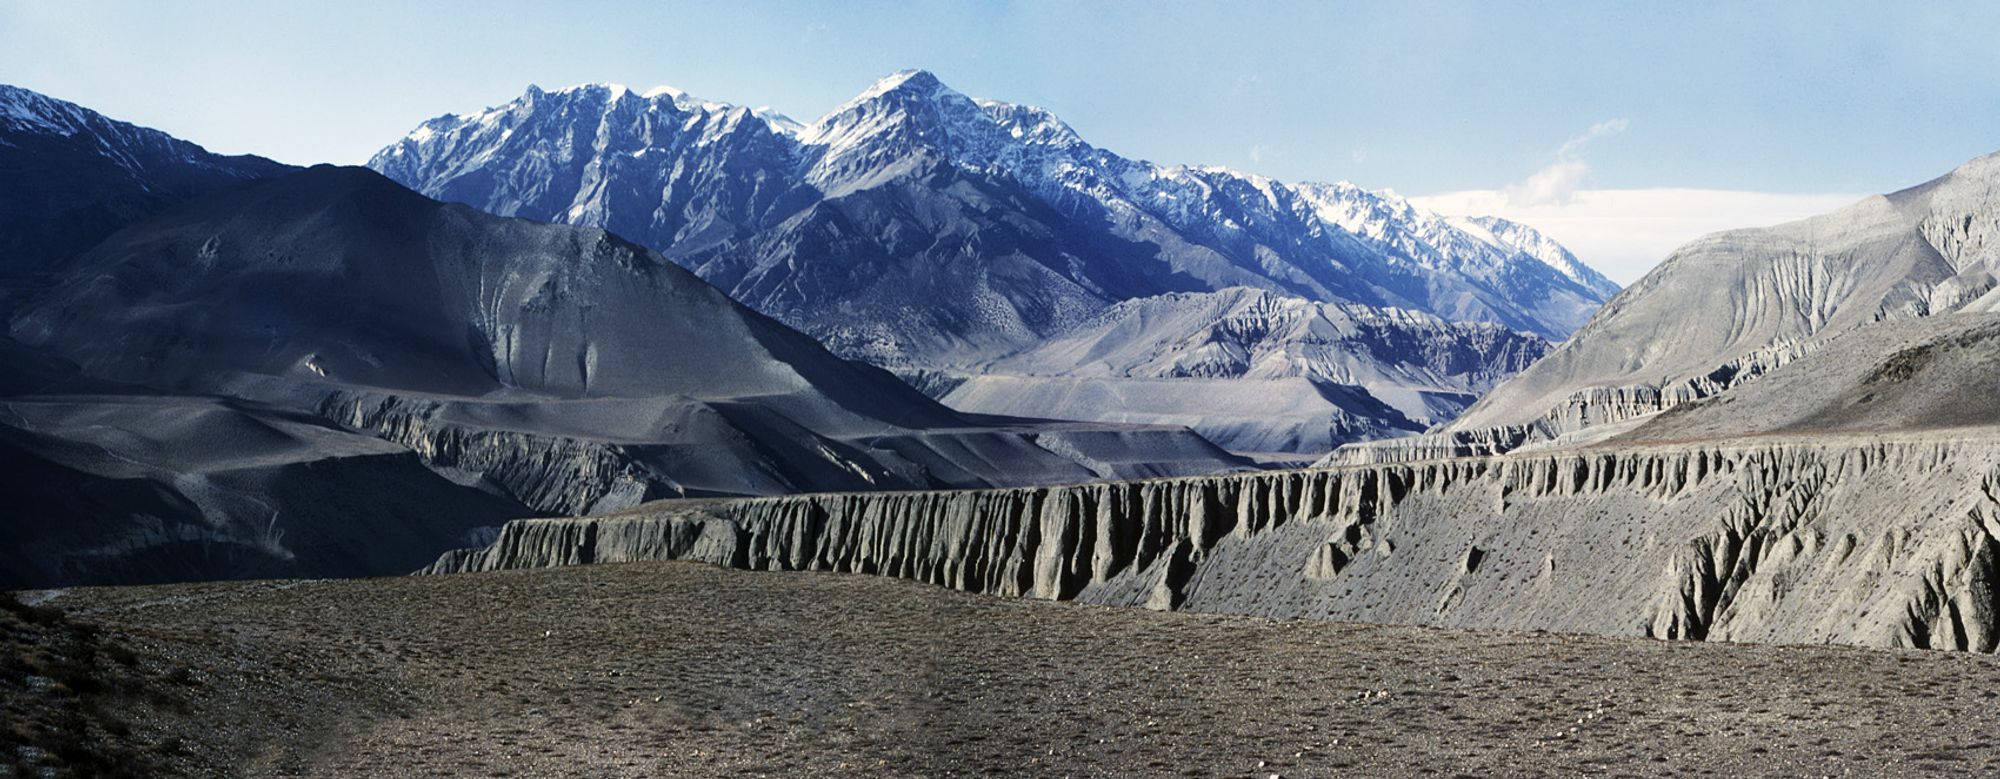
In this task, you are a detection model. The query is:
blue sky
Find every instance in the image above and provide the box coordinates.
[4,0,1997,281]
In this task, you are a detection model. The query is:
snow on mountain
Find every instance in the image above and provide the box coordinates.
[368,70,1618,452]
[1458,215,1621,298]
[371,70,1616,340]
[371,81,809,269]
[0,83,293,278]
[0,84,98,136]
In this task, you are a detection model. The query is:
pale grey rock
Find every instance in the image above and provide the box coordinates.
[1349,149,2000,462]
[936,288,1550,453]
[1617,312,2000,442]
[940,375,1414,456]
[429,430,2000,653]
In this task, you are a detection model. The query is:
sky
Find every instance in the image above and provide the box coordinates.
[4,1,1998,283]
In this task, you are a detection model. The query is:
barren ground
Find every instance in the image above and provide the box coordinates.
[12,561,2000,777]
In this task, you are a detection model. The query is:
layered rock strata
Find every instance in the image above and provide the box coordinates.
[432,431,2000,652]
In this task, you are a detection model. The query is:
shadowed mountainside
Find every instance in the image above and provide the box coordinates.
[1,164,1245,586]
[0,84,292,283]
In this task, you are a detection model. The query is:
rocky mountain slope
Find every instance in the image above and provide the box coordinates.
[1369,151,2000,459]
[0,392,536,587]
[0,84,291,284]
[0,331,536,587]
[372,73,1614,349]
[1615,311,2000,443]
[1461,215,1620,299]
[9,164,1248,494]
[935,288,1551,455]
[369,72,1611,452]
[0,152,1246,586]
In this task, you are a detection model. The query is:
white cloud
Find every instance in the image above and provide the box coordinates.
[1414,188,1865,285]
[1249,145,1264,163]
[1559,118,1629,157]
[1507,158,1591,207]
[1506,118,1629,207]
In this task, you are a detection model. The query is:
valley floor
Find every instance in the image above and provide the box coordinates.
[15,561,2000,777]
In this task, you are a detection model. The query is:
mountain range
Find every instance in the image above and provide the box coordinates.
[10,72,2000,666]
[0,73,1629,584]
[434,146,2000,662]
[0,86,1250,585]
[370,71,1617,453]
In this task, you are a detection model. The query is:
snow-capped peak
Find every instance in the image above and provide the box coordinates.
[1458,215,1620,297]
[798,69,1009,193]
[751,107,804,136]
[977,100,1084,148]
[525,82,752,118]
[0,83,95,136]
[369,71,1621,339]
[554,82,632,98]
[859,69,943,100]
[810,70,952,125]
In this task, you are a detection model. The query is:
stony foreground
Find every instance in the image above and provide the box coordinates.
[9,561,2000,777]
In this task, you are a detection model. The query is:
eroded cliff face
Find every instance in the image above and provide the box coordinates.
[430,432,2000,652]
[318,392,678,515]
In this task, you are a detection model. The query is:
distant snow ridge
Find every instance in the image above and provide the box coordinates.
[369,70,1617,453]
[371,69,1615,342]
[1458,215,1621,298]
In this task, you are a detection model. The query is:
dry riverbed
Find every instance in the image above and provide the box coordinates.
[9,561,2000,777]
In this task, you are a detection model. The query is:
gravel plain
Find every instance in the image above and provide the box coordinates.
[15,561,2000,777]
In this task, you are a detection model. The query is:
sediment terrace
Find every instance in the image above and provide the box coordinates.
[431,431,2000,652]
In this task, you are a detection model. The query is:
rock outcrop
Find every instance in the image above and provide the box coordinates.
[430,431,2000,652]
